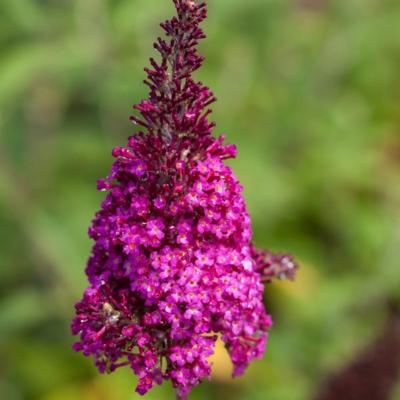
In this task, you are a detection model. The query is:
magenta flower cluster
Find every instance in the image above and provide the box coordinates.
[72,1,297,398]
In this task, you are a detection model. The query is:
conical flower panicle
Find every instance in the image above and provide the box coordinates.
[72,1,298,398]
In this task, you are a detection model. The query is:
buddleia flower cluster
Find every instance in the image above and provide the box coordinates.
[71,1,298,398]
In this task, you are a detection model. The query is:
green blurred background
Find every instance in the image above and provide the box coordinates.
[1,0,400,399]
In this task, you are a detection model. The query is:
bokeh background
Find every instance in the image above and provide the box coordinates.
[1,0,400,399]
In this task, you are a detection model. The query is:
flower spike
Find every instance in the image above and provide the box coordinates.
[72,1,298,398]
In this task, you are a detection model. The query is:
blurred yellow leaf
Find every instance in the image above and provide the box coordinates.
[208,336,235,383]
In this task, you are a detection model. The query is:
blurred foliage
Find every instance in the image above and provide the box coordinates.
[1,0,400,399]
